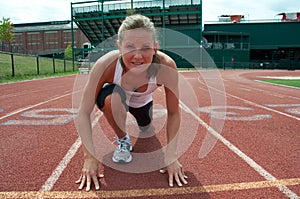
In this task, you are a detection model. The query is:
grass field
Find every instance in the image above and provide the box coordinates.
[0,52,76,83]
[261,80,300,88]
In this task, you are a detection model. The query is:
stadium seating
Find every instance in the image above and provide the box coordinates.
[72,2,201,46]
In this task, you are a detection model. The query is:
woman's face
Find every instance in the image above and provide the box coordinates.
[118,28,158,73]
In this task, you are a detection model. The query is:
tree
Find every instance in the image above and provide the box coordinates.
[0,17,14,43]
[0,17,14,52]
[64,44,73,60]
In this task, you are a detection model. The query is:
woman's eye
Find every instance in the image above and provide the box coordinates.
[142,47,152,52]
[126,45,135,51]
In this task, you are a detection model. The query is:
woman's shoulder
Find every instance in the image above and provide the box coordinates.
[89,50,119,83]
[156,51,178,86]
[157,50,177,69]
[94,50,119,67]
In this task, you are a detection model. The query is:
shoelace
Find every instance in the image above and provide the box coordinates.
[113,136,131,151]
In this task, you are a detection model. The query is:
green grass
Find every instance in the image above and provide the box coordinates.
[262,80,300,88]
[0,52,78,83]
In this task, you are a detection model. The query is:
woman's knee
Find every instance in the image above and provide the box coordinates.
[101,95,112,112]
[101,93,123,113]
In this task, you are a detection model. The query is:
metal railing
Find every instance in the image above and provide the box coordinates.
[72,0,201,14]
[0,52,76,79]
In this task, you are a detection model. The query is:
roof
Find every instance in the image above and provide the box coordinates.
[203,31,250,36]
[13,20,78,33]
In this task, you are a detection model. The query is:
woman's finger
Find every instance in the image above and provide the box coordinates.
[99,173,104,178]
[92,175,100,190]
[78,175,86,190]
[85,175,92,191]
[75,174,82,184]
[168,172,174,187]
[178,169,188,185]
[174,172,182,187]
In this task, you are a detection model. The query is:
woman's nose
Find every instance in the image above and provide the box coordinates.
[132,49,143,58]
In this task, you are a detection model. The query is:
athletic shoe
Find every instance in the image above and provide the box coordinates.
[139,124,154,132]
[112,134,133,163]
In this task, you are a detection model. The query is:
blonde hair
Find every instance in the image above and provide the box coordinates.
[118,14,160,79]
[118,14,156,43]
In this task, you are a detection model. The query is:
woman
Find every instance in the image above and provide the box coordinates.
[76,14,188,191]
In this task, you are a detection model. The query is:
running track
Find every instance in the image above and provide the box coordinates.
[0,70,299,198]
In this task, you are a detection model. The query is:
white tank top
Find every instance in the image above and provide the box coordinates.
[113,59,158,108]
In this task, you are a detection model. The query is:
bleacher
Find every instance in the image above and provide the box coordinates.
[71,0,202,46]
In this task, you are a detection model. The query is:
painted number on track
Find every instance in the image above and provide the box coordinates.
[1,108,77,126]
[1,104,299,125]
[264,104,300,115]
[198,106,272,121]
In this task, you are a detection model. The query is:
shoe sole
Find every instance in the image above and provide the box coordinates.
[112,154,132,163]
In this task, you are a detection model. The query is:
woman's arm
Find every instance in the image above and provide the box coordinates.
[158,53,188,187]
[164,85,181,164]
[76,50,119,191]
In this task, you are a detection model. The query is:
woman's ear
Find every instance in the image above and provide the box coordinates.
[154,41,159,54]
[117,40,121,52]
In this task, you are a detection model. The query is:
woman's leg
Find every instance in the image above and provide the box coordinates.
[129,101,153,132]
[97,84,132,163]
[101,93,127,138]
[96,84,128,138]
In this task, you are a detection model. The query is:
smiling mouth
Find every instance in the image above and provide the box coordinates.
[132,62,144,66]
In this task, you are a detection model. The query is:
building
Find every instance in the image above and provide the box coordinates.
[203,13,300,69]
[1,20,88,57]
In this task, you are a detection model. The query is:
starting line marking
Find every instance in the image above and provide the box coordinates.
[1,178,299,198]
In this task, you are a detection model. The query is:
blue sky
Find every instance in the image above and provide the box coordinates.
[0,0,299,24]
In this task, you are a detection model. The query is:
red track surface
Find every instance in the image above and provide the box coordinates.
[0,70,299,199]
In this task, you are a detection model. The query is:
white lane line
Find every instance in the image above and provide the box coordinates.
[239,87,251,92]
[39,137,82,192]
[179,101,299,199]
[234,79,300,100]
[238,86,284,98]
[39,113,101,192]
[0,89,83,191]
[197,77,300,121]
[0,91,27,99]
[225,92,300,121]
[0,85,68,100]
[0,91,79,121]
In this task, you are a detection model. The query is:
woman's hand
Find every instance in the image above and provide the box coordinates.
[76,157,103,191]
[160,160,188,187]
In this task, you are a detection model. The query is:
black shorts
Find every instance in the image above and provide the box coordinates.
[96,84,153,130]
